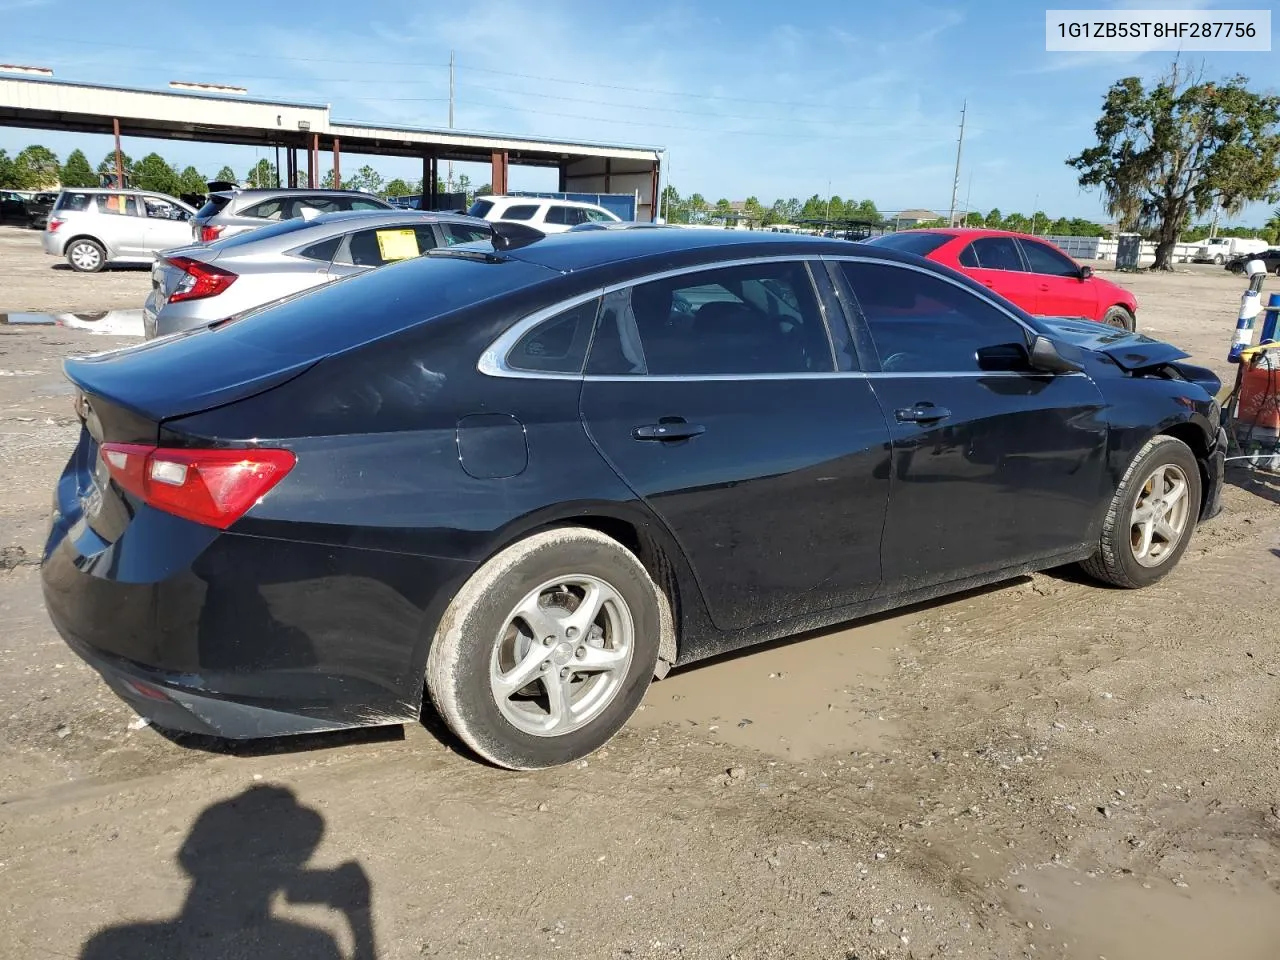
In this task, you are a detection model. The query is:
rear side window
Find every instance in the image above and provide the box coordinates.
[443,222,492,245]
[840,261,1028,373]
[969,236,1024,271]
[501,204,539,221]
[56,192,92,212]
[958,244,979,268]
[507,298,600,374]
[239,198,289,220]
[94,194,138,216]
[296,236,342,262]
[339,225,439,267]
[591,261,833,376]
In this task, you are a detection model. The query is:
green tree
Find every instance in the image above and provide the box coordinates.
[98,151,133,185]
[984,208,1003,230]
[59,149,97,188]
[345,165,384,194]
[215,165,237,183]
[1068,63,1280,270]
[14,145,60,188]
[1266,206,1280,244]
[0,148,16,188]
[133,153,183,195]
[686,192,709,223]
[246,158,277,189]
[179,166,207,195]
[385,178,413,197]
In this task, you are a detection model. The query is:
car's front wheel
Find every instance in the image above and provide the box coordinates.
[1101,305,1135,331]
[66,239,106,273]
[426,527,662,769]
[1080,435,1202,589]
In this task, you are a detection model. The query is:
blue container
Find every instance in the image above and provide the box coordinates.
[1262,292,1280,344]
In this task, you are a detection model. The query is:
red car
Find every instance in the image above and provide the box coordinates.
[864,228,1138,330]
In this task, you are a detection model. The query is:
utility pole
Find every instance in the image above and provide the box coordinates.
[447,50,455,192]
[948,100,966,227]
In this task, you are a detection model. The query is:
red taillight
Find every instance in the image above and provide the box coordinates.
[100,443,296,530]
[165,256,237,303]
[200,225,224,243]
[47,216,63,232]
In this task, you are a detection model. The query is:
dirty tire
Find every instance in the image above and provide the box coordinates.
[1274,263,1280,278]
[426,527,661,770]
[1080,435,1202,589]
[66,239,106,273]
[1101,305,1135,331]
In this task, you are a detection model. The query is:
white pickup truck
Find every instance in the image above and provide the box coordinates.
[1192,236,1269,264]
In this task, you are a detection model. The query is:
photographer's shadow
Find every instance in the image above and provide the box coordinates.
[81,785,377,960]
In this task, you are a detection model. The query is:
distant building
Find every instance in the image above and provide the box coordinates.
[894,208,943,227]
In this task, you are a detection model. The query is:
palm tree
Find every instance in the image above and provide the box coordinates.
[1266,205,1280,245]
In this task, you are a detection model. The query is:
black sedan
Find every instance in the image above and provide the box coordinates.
[1225,248,1280,276]
[42,225,1226,770]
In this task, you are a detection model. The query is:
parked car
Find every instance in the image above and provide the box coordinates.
[144,210,493,339]
[42,226,1225,769]
[1225,248,1280,276]
[26,191,58,229]
[865,228,1140,330]
[42,189,197,272]
[1,189,33,225]
[1193,235,1269,265]
[468,195,621,233]
[192,188,394,243]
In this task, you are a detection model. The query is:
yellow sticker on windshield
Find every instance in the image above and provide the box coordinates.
[376,229,420,261]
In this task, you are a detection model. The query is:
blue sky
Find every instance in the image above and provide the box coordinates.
[2,0,1277,223]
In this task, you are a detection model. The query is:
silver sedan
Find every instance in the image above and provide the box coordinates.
[143,210,492,339]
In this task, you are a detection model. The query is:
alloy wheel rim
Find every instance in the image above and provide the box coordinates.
[489,574,634,737]
[1129,463,1190,568]
[71,243,100,269]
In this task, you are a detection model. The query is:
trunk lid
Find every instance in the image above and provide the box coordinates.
[1036,316,1191,371]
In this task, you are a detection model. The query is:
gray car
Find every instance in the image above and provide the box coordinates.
[42,188,197,272]
[191,187,394,243]
[144,210,492,338]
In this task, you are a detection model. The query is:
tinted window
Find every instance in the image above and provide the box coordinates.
[195,194,232,219]
[468,199,494,218]
[970,236,1024,271]
[507,299,600,374]
[348,198,388,211]
[545,205,589,226]
[296,236,342,262]
[443,222,492,245]
[340,225,439,267]
[592,261,833,376]
[1019,239,1080,277]
[501,204,539,221]
[239,199,289,220]
[958,243,979,268]
[94,194,138,216]
[584,208,616,223]
[863,232,952,257]
[55,192,92,212]
[840,261,1028,373]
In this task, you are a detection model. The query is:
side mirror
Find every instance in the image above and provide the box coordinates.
[1029,335,1084,374]
[1079,264,1093,281]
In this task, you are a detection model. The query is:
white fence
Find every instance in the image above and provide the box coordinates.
[1042,235,1202,265]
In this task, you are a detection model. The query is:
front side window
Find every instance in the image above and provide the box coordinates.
[501,204,539,221]
[506,298,600,374]
[1018,239,1081,277]
[143,196,184,220]
[968,236,1025,271]
[584,207,616,223]
[840,261,1029,373]
[588,260,833,376]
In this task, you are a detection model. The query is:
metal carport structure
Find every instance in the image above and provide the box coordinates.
[0,76,664,220]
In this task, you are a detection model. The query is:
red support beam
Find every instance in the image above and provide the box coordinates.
[112,118,124,188]
[491,149,508,195]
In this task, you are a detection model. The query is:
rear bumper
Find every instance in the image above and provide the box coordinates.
[41,231,62,256]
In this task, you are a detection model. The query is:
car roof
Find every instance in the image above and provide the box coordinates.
[895,226,1065,243]
[483,196,612,210]
[225,188,390,198]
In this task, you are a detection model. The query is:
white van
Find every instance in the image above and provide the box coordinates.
[467,196,621,233]
[1193,236,1269,264]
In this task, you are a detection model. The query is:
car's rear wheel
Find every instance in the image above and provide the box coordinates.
[1214,254,1224,265]
[426,527,662,770]
[1080,435,1201,589]
[1273,263,1280,278]
[1101,305,1135,331]
[66,239,106,273]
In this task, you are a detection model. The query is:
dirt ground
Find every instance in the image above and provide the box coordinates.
[1,224,1279,960]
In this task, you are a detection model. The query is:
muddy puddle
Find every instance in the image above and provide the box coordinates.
[0,311,145,337]
[637,616,907,760]
[1020,868,1280,960]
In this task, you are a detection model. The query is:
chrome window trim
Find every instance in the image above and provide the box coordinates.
[478,255,837,381]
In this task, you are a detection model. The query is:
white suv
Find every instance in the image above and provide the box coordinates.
[467,196,621,233]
